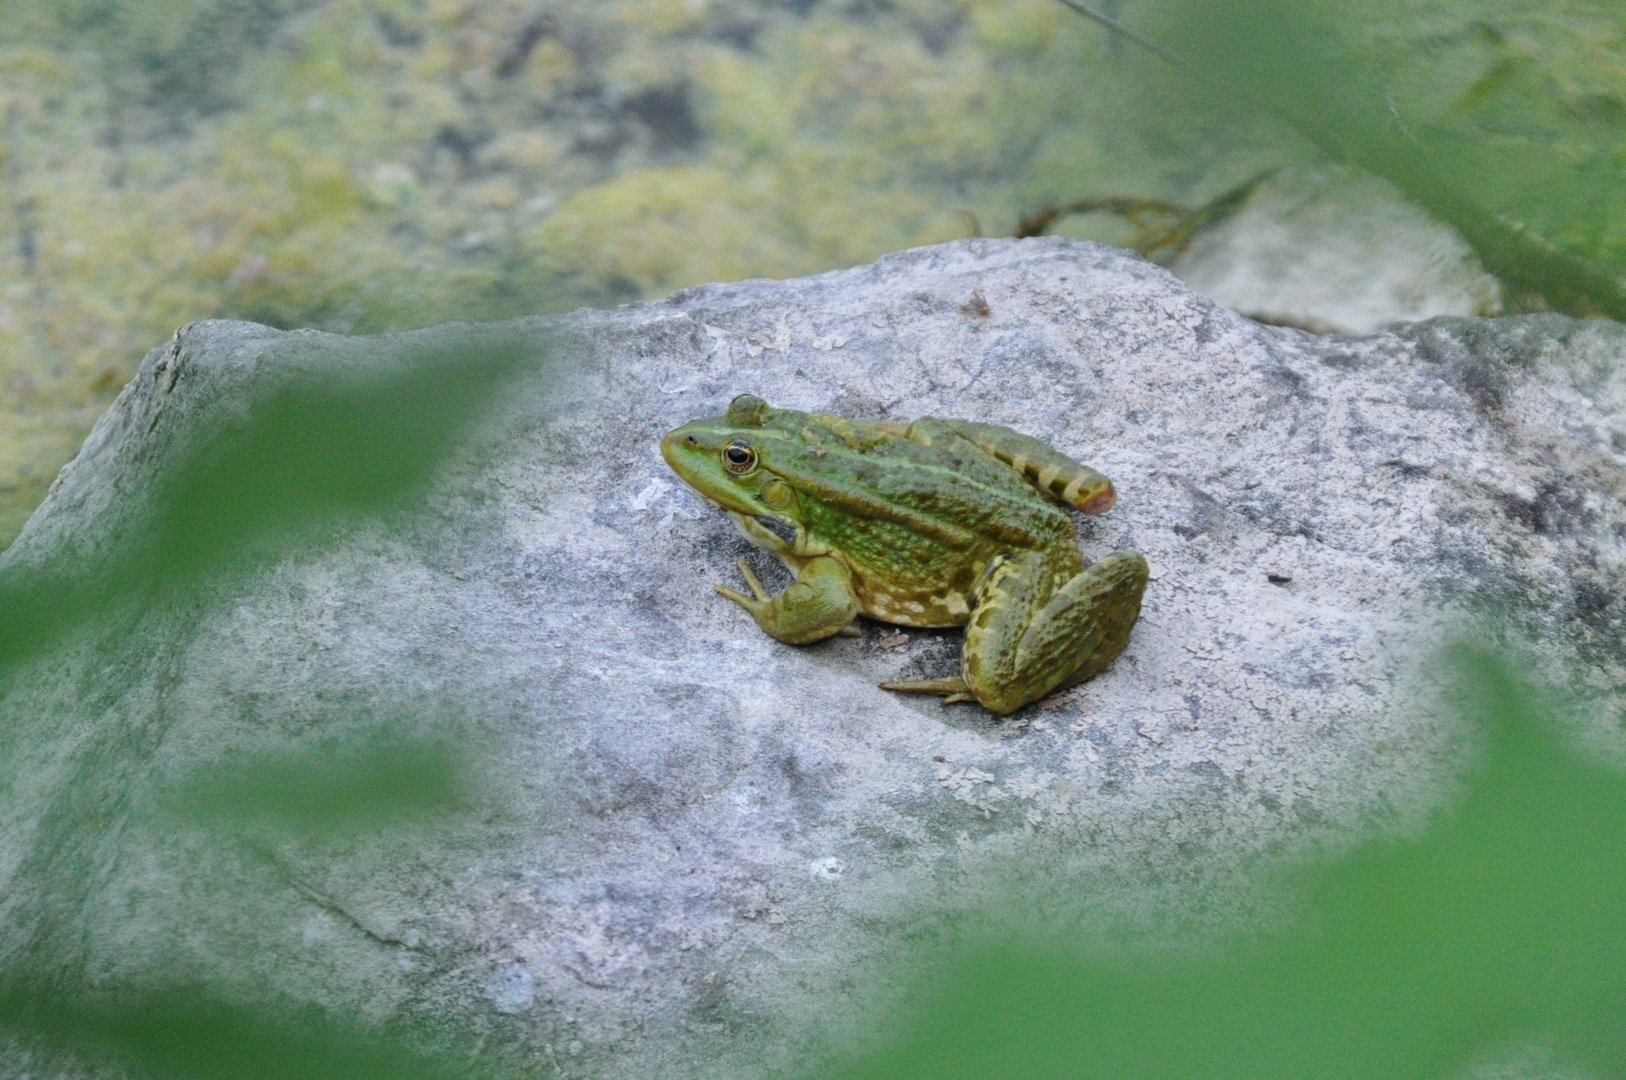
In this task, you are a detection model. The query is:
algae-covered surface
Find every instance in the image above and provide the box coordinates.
[1,0,1624,544]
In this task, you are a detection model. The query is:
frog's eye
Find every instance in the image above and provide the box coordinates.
[722,441,758,475]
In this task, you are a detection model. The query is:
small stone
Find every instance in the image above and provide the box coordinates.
[483,964,535,1015]
[808,857,845,882]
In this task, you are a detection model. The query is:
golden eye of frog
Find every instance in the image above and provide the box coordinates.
[661,394,1149,715]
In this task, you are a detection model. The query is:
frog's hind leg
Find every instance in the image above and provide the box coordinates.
[1022,549,1149,688]
[961,549,1149,714]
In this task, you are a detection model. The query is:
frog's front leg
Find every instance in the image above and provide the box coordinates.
[888,548,1147,714]
[729,510,828,574]
[716,555,860,645]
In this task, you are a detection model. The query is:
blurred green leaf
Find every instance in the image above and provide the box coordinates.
[164,738,469,834]
[147,340,523,570]
[0,983,469,1080]
[0,333,530,671]
[1102,0,1626,318]
[818,649,1626,1079]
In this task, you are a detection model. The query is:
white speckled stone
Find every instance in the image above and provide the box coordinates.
[1172,166,1504,334]
[2,238,1623,1077]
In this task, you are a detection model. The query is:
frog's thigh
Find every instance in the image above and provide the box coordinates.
[1021,549,1149,688]
[962,550,1148,714]
[901,417,977,452]
[959,551,1055,713]
[716,554,859,645]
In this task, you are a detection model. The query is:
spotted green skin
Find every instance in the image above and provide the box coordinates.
[661,395,1149,714]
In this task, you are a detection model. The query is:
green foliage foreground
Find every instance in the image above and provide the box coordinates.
[826,653,1626,1079]
[1141,0,1626,319]
[0,330,528,669]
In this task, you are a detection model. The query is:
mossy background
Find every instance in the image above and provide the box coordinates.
[3,0,1622,546]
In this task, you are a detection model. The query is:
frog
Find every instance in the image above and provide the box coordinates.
[661,394,1149,715]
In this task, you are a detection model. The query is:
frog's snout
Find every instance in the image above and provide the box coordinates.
[660,427,703,474]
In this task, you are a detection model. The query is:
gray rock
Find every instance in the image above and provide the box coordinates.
[1172,166,1505,334]
[1,238,1623,1077]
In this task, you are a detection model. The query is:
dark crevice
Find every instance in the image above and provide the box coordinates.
[622,84,703,154]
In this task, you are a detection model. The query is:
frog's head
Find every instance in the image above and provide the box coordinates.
[662,395,806,519]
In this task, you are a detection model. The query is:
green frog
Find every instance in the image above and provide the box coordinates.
[661,395,1148,715]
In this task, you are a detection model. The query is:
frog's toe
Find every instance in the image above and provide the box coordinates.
[880,676,980,707]
[714,583,763,615]
[714,560,775,615]
[733,558,772,602]
[717,554,859,644]
[880,675,969,697]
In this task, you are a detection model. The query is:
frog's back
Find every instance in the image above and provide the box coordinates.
[767,411,1076,626]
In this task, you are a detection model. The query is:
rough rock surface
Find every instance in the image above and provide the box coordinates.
[2,238,1624,1078]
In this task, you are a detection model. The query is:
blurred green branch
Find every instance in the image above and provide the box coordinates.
[1015,173,1274,261]
[0,332,532,673]
[1054,0,1626,320]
